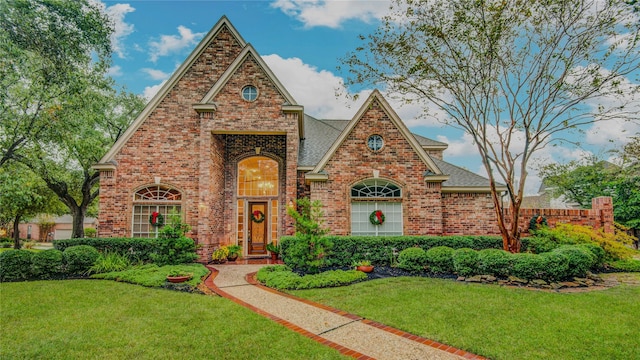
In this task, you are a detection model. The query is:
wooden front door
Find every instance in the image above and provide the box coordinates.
[248,202,268,255]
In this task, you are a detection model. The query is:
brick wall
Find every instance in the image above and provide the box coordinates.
[310,98,443,235]
[441,192,500,235]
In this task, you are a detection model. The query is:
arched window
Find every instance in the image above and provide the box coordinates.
[132,185,182,238]
[237,156,278,197]
[351,179,402,236]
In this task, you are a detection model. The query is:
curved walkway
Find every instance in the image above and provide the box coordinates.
[204,263,486,360]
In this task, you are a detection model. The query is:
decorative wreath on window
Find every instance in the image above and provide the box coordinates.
[251,210,265,223]
[149,211,164,227]
[369,210,385,226]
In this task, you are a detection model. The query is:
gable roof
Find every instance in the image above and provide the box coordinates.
[307,90,447,182]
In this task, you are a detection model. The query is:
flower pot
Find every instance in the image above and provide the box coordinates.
[227,254,238,262]
[166,275,191,283]
[271,253,278,261]
[356,265,374,273]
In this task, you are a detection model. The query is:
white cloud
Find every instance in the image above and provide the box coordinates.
[142,68,170,81]
[143,81,166,101]
[149,26,205,62]
[107,65,122,77]
[271,0,390,28]
[103,3,135,59]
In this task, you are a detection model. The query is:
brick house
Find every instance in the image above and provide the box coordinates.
[94,16,542,260]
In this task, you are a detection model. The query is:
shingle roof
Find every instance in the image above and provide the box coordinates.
[300,115,495,189]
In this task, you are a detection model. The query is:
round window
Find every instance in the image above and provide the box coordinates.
[241,85,258,101]
[367,134,384,152]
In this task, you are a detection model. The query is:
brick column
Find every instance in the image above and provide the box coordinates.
[592,196,614,234]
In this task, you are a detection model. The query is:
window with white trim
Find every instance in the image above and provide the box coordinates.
[351,179,402,236]
[132,185,182,238]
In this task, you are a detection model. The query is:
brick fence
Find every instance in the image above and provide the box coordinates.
[509,196,614,234]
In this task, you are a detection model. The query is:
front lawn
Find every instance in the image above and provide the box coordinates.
[0,280,347,359]
[291,274,640,360]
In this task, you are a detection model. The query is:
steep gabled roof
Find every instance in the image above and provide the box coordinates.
[307,90,447,182]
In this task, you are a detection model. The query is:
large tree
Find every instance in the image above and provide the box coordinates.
[341,0,640,252]
[1,0,145,238]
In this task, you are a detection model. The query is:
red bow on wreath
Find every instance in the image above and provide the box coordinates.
[151,211,160,225]
[375,210,383,224]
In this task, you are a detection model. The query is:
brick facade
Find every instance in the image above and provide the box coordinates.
[95,17,615,263]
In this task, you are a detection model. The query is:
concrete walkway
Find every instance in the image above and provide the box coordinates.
[204,263,486,360]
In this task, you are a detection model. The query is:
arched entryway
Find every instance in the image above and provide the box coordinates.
[236,156,279,256]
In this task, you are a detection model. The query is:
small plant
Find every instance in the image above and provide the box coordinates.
[167,269,193,278]
[211,246,229,262]
[226,245,242,256]
[266,241,280,253]
[84,228,97,238]
[353,259,372,267]
[88,251,131,274]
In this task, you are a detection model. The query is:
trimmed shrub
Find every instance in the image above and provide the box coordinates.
[575,243,606,269]
[525,235,560,254]
[511,253,546,280]
[150,213,198,266]
[256,265,367,290]
[552,246,594,278]
[281,234,504,268]
[0,250,32,282]
[397,247,427,273]
[63,245,100,275]
[478,249,513,277]
[453,248,479,277]
[31,249,64,278]
[539,251,570,281]
[425,246,455,274]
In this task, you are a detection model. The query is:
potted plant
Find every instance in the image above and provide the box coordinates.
[226,245,242,261]
[211,246,229,264]
[353,260,374,273]
[166,269,193,283]
[266,241,280,261]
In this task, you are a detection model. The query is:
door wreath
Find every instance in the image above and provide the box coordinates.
[369,210,385,225]
[251,210,265,223]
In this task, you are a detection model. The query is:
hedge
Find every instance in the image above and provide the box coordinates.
[280,235,506,268]
[63,245,100,275]
[31,249,64,279]
[54,238,158,262]
[0,250,32,282]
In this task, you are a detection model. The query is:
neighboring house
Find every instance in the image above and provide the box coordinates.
[16,215,97,241]
[521,180,582,209]
[93,16,521,260]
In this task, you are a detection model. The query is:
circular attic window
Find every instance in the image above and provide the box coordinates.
[367,134,384,152]
[241,85,258,102]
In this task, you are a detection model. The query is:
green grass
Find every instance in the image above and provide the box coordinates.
[0,280,348,359]
[291,274,640,360]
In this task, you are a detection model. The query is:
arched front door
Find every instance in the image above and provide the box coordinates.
[237,156,278,256]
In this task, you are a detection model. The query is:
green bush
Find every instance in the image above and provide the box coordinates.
[281,235,504,268]
[150,213,198,266]
[256,265,367,290]
[525,234,560,254]
[453,248,479,276]
[478,249,513,277]
[511,253,546,280]
[31,249,64,279]
[54,237,157,262]
[0,250,32,282]
[397,247,427,273]
[88,252,132,274]
[539,251,570,281]
[63,245,100,275]
[552,246,594,278]
[425,246,455,274]
[84,228,97,238]
[575,243,606,269]
[608,259,640,272]
[281,236,333,274]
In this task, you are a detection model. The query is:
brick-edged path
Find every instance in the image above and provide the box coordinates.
[204,263,487,360]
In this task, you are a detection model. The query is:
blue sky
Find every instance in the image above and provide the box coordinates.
[99,0,639,195]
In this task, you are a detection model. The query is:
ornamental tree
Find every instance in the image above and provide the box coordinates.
[341,0,640,252]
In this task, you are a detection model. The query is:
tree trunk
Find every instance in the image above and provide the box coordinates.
[12,214,22,249]
[71,207,85,238]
